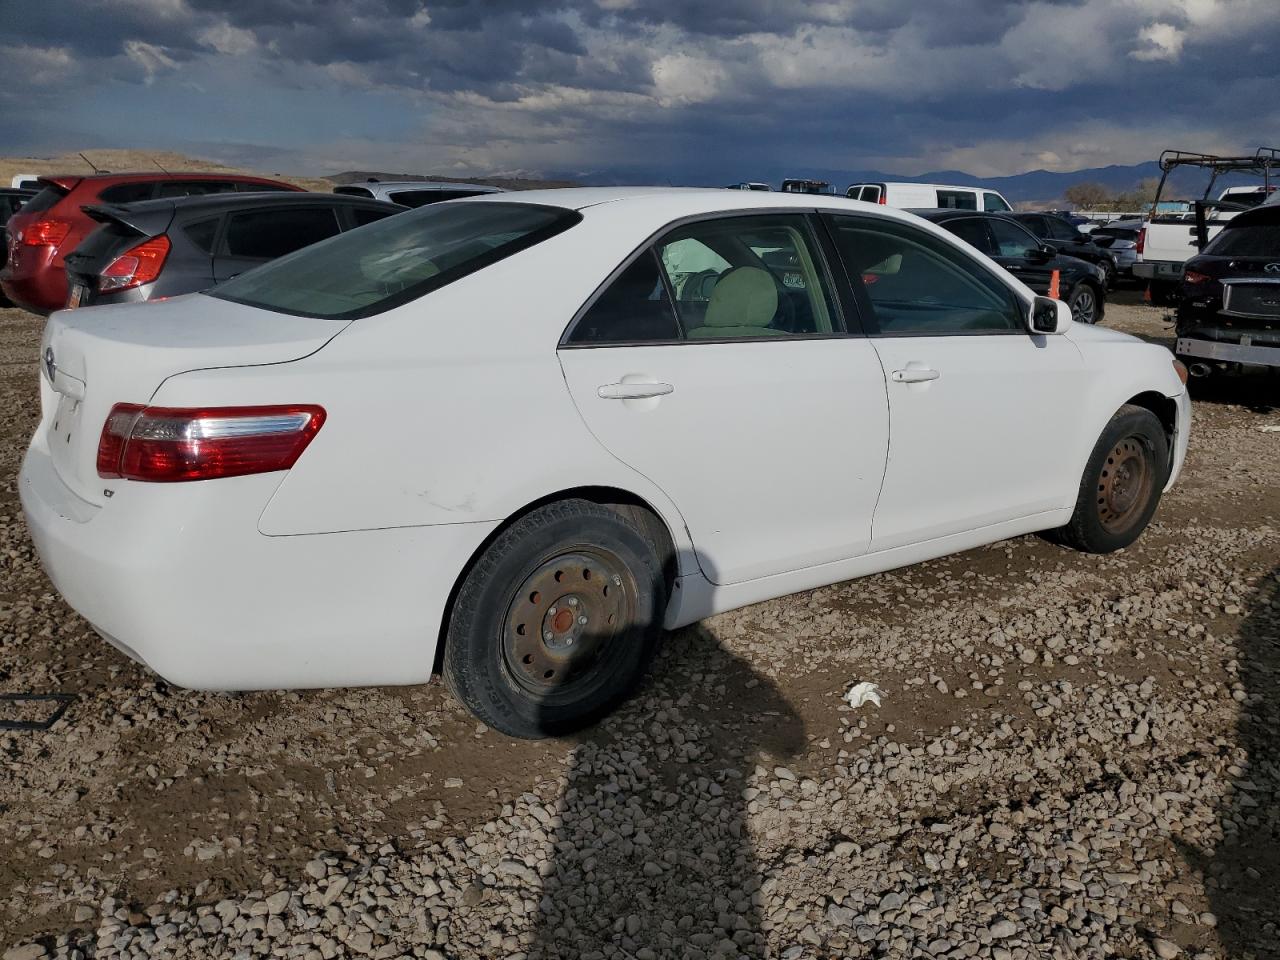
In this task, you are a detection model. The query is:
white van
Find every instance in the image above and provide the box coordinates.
[846,181,1012,212]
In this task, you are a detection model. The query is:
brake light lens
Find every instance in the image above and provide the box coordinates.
[1184,270,1213,284]
[1135,226,1145,255]
[98,235,170,292]
[21,218,72,248]
[97,404,326,482]
[877,194,886,205]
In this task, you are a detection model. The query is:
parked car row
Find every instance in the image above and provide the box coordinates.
[0,171,514,315]
[20,188,1189,737]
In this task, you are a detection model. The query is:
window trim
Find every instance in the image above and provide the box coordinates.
[819,212,1030,339]
[558,208,859,349]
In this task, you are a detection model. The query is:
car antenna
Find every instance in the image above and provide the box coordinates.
[78,152,104,174]
[151,157,171,175]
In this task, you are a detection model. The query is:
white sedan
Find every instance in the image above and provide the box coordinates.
[20,189,1191,738]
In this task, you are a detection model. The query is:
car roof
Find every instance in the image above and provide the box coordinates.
[457,186,872,212]
[87,191,404,217]
[906,208,1019,223]
[339,180,503,192]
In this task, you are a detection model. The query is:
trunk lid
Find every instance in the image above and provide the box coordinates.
[38,292,348,505]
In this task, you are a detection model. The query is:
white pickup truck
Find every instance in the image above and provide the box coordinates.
[1133,149,1279,300]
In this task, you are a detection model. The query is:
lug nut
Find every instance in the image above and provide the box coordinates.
[567,597,578,607]
[578,616,588,625]
[549,606,557,615]
[544,631,553,641]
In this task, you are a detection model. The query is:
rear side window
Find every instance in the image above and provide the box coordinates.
[19,185,67,215]
[211,202,580,320]
[569,250,680,344]
[936,190,978,210]
[184,218,220,254]
[825,215,1020,335]
[224,207,341,259]
[159,180,240,198]
[99,182,156,204]
[351,205,398,226]
[983,192,1011,212]
[862,186,882,203]
[943,218,995,255]
[1044,217,1079,241]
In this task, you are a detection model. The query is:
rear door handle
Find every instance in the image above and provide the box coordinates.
[598,381,674,400]
[891,368,940,383]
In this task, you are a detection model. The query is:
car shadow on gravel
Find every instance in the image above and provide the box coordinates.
[529,623,804,960]
[1179,565,1280,958]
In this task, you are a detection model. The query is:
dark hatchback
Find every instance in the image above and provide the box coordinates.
[62,192,404,309]
[1009,212,1119,287]
[912,209,1107,324]
[1175,202,1280,374]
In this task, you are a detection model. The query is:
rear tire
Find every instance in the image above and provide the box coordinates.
[1052,405,1169,553]
[442,499,666,739]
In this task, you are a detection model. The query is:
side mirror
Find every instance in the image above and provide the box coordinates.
[1029,295,1072,334]
[1028,243,1056,261]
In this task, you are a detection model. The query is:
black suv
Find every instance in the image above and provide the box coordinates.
[1010,212,1119,288]
[63,192,404,309]
[912,209,1107,324]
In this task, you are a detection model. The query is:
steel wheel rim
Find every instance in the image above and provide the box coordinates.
[1096,437,1153,533]
[502,549,637,703]
[1072,289,1096,324]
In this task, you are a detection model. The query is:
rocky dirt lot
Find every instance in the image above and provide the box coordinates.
[1,294,1277,960]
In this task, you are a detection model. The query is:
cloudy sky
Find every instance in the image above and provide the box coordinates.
[1,0,1277,181]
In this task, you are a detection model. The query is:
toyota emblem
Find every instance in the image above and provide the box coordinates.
[1266,262,1280,274]
[43,347,56,381]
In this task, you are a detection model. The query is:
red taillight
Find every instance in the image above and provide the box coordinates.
[1184,269,1213,284]
[21,218,73,248]
[877,194,886,205]
[1135,226,1145,255]
[96,404,326,482]
[99,235,170,292]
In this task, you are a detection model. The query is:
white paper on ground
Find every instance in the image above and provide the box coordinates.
[843,681,884,709]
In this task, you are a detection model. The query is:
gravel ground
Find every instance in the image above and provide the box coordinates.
[1,293,1277,960]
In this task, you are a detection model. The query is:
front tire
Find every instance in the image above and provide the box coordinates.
[1052,405,1169,553]
[442,499,666,739]
[1067,283,1100,324]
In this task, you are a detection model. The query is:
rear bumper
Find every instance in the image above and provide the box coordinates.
[1133,261,1183,282]
[1176,337,1280,368]
[20,438,497,690]
[1,251,66,314]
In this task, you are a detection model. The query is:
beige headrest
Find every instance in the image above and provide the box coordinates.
[702,266,778,328]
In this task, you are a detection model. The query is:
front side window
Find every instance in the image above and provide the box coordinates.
[936,190,978,210]
[1045,217,1080,241]
[988,218,1041,258]
[224,207,341,260]
[211,201,580,320]
[983,192,1011,212]
[826,215,1021,335]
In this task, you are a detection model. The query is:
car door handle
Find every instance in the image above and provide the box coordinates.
[598,381,674,400]
[891,368,940,383]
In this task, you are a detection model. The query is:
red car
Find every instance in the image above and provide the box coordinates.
[1,172,302,314]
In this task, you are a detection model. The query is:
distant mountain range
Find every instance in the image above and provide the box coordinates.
[553,159,1270,205]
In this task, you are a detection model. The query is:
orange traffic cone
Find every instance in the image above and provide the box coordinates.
[1048,269,1060,300]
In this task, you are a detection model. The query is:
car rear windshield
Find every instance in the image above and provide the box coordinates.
[1205,220,1280,257]
[209,201,580,320]
[20,185,68,215]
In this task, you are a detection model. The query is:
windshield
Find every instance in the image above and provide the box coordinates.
[210,201,580,320]
[1204,220,1280,257]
